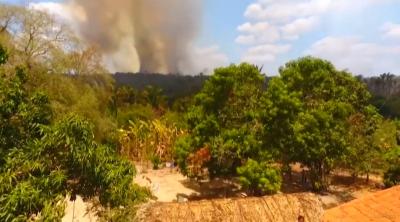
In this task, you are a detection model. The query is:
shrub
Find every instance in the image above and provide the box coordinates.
[384,165,400,187]
[150,155,162,170]
[173,135,193,174]
[237,159,281,196]
[186,147,211,179]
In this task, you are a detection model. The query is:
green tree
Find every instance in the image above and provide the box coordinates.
[383,120,400,187]
[344,108,382,182]
[0,45,148,221]
[262,57,380,191]
[175,64,272,180]
[142,85,167,109]
[114,86,139,108]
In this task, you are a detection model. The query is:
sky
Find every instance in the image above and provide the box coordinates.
[3,0,400,76]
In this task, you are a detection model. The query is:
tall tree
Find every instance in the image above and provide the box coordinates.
[175,64,280,193]
[262,57,380,191]
[0,4,68,66]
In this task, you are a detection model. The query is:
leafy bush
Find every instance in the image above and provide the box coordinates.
[237,159,281,195]
[173,135,193,174]
[0,113,148,220]
[116,104,156,126]
[150,155,162,170]
[384,165,400,187]
[186,147,211,179]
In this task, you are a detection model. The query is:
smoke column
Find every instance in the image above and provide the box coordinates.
[69,0,202,73]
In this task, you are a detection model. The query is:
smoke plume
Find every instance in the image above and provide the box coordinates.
[69,0,202,73]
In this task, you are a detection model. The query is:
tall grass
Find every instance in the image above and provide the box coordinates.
[118,120,185,165]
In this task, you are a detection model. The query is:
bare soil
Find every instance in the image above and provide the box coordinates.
[62,195,97,222]
[63,163,384,221]
[134,163,384,209]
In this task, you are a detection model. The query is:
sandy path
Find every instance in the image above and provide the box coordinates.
[134,165,199,202]
[62,195,97,222]
[61,166,197,222]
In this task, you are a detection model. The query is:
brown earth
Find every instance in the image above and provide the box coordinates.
[62,195,97,222]
[134,163,383,209]
[62,163,384,221]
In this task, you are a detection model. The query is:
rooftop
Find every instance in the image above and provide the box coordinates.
[324,186,400,222]
[140,193,323,222]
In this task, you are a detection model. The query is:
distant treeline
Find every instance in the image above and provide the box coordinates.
[360,74,400,118]
[115,72,400,118]
[114,73,209,99]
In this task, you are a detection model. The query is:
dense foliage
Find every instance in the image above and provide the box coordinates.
[175,57,399,193]
[0,44,148,220]
[363,73,400,118]
[175,64,267,176]
[261,57,381,191]
[383,120,400,187]
[236,159,281,195]
[173,63,282,193]
[118,119,185,164]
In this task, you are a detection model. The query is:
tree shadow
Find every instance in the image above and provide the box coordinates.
[281,170,310,194]
[179,177,243,200]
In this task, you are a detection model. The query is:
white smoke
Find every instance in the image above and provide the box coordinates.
[30,0,229,74]
[69,0,203,74]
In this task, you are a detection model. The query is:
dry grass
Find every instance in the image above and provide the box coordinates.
[140,193,323,222]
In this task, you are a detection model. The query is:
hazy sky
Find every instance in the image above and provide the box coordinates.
[4,0,400,76]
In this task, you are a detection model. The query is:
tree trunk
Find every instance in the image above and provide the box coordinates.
[351,172,357,183]
[309,162,330,192]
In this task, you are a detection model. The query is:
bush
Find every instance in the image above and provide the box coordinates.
[150,155,162,170]
[384,165,400,187]
[116,104,156,126]
[0,114,150,221]
[237,159,281,196]
[173,135,193,174]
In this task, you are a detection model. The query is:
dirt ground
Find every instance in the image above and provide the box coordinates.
[318,171,383,209]
[134,165,200,202]
[62,163,384,221]
[134,163,383,209]
[62,195,97,222]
